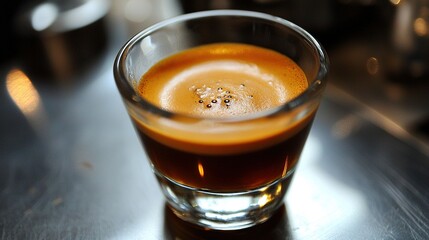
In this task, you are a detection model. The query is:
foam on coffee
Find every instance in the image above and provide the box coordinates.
[134,43,315,154]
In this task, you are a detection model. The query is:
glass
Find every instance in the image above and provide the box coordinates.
[114,10,328,230]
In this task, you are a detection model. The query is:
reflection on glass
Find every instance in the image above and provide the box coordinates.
[258,194,269,207]
[197,162,204,177]
[164,204,290,240]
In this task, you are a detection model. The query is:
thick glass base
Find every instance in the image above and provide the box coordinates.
[155,171,294,230]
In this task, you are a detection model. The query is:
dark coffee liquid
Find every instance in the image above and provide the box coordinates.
[138,120,313,191]
[134,43,313,191]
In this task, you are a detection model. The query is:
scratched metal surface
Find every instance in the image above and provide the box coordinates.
[1,43,429,239]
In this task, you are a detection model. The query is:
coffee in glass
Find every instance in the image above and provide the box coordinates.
[114,10,328,230]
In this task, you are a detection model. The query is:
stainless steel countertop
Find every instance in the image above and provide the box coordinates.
[1,48,429,240]
[1,2,429,239]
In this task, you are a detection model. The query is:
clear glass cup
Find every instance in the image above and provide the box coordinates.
[114,10,328,230]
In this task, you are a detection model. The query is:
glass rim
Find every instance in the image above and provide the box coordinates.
[113,9,329,122]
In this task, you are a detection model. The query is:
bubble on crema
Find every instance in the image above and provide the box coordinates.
[190,81,262,113]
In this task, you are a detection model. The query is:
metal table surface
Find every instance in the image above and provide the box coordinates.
[1,45,429,240]
[2,4,429,238]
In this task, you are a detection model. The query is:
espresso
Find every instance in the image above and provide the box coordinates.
[133,43,314,191]
[139,43,307,118]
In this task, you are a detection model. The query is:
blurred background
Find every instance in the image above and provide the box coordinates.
[1,0,429,239]
[1,0,428,149]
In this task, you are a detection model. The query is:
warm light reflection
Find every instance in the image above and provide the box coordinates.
[366,57,379,75]
[6,69,41,115]
[390,0,401,5]
[282,156,289,176]
[6,68,47,136]
[414,18,428,36]
[275,184,282,195]
[258,194,270,207]
[198,162,204,177]
[258,182,282,207]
